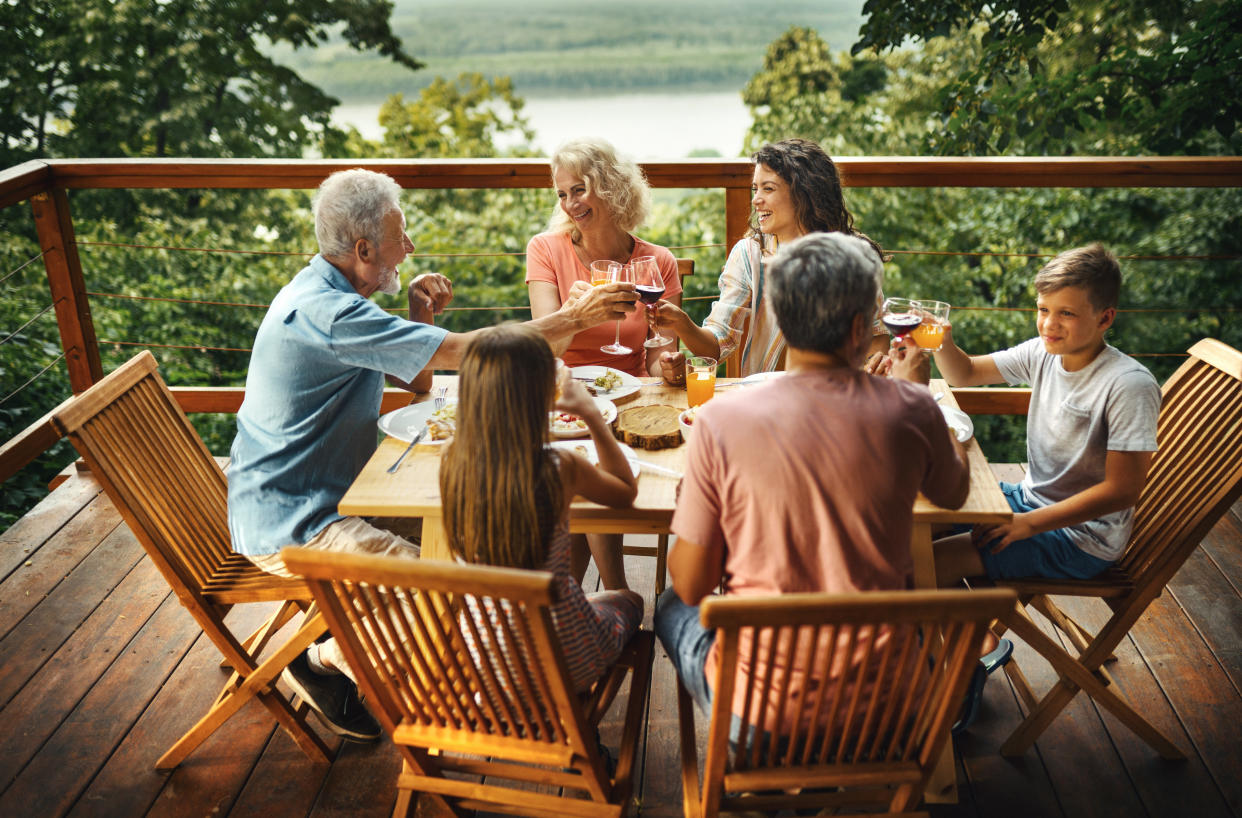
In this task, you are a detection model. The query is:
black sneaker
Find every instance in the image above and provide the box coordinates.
[282,650,382,742]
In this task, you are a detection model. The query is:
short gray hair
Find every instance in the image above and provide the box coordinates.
[768,232,883,355]
[313,169,403,258]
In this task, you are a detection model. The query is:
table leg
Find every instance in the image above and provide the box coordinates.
[421,518,451,562]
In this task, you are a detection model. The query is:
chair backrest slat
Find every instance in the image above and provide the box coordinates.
[52,351,233,595]
[699,589,1015,813]
[284,551,603,780]
[1122,340,1242,583]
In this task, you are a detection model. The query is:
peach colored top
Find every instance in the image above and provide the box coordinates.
[525,231,682,376]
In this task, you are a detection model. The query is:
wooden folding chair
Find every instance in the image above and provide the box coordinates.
[994,338,1242,759]
[50,351,330,770]
[282,549,654,818]
[677,588,1016,818]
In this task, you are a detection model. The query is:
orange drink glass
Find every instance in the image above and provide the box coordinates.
[911,300,950,352]
[589,259,617,287]
[686,356,717,408]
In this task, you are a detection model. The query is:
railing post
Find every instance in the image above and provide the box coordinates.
[724,187,750,252]
[31,188,102,392]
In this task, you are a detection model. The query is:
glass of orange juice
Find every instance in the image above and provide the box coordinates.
[686,356,717,407]
[589,259,618,287]
[911,300,950,352]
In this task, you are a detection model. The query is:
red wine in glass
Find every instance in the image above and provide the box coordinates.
[882,312,922,337]
[636,284,665,304]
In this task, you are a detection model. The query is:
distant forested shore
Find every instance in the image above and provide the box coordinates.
[265,0,865,101]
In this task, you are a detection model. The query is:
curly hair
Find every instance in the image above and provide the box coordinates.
[750,138,885,260]
[548,137,652,241]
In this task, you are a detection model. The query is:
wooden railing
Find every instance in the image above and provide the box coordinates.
[2,155,1241,485]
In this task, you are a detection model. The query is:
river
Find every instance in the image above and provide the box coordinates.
[332,90,753,159]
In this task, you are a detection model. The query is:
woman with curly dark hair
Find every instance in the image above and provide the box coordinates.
[650,137,887,379]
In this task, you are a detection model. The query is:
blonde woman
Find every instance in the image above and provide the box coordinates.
[440,325,642,691]
[526,138,681,592]
[527,137,683,377]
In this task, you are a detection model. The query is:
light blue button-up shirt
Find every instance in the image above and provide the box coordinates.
[227,255,447,556]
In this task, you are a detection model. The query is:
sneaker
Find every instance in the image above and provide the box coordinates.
[282,650,381,742]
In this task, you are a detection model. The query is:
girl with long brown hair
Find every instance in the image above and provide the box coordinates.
[440,324,643,690]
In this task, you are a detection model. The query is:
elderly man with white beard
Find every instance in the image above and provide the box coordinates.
[227,168,637,742]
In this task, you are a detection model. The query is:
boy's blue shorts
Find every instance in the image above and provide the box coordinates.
[978,482,1115,580]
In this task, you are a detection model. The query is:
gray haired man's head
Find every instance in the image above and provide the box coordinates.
[313,169,403,258]
[768,232,883,355]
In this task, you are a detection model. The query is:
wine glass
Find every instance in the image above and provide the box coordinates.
[911,299,950,351]
[632,256,671,349]
[589,259,618,288]
[600,262,633,356]
[881,297,921,343]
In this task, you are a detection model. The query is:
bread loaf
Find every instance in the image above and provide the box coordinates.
[613,404,682,450]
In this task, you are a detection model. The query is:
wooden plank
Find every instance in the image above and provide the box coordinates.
[1053,594,1234,818]
[227,721,335,817]
[0,590,200,816]
[30,188,102,391]
[1127,592,1242,814]
[309,740,402,818]
[1166,548,1242,694]
[167,386,416,415]
[0,473,101,576]
[82,604,321,818]
[40,157,1242,192]
[0,159,51,209]
[952,617,1068,818]
[0,522,145,705]
[0,544,169,791]
[1198,507,1242,599]
[0,491,122,637]
[953,388,1031,417]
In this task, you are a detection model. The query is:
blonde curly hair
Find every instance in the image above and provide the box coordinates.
[548,137,651,241]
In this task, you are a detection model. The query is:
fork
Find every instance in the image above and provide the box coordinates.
[388,387,448,474]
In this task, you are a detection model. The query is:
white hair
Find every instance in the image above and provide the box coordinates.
[312,169,403,258]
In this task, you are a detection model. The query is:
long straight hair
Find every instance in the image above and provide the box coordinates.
[440,325,562,570]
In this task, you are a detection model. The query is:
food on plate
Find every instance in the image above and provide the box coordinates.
[592,370,623,393]
[426,403,457,441]
[613,404,682,450]
[549,411,588,436]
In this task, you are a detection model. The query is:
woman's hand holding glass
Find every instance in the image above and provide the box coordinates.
[600,262,635,355]
[659,350,687,386]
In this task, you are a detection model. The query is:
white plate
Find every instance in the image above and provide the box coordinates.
[549,439,641,478]
[740,371,785,385]
[549,397,618,439]
[378,398,457,444]
[570,365,643,401]
[941,405,974,442]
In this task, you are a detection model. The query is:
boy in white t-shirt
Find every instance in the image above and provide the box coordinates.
[933,244,1161,584]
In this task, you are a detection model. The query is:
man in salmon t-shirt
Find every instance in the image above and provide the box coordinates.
[655,232,971,735]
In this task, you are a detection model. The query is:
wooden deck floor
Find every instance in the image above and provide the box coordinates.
[2,468,1242,818]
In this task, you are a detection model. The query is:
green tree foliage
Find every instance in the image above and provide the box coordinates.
[854,0,1242,155]
[0,0,420,165]
[742,20,1242,461]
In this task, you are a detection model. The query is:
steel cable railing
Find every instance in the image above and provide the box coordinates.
[70,239,1241,361]
[0,249,47,288]
[0,353,65,408]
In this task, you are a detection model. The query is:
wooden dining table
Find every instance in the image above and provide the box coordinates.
[339,372,1012,803]
[340,373,1011,585]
